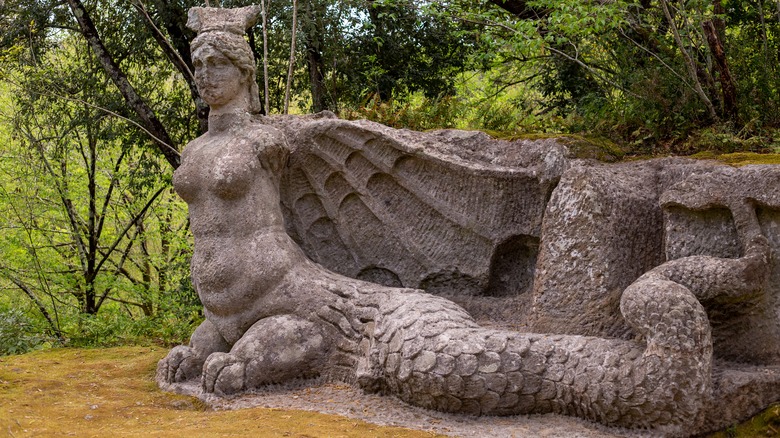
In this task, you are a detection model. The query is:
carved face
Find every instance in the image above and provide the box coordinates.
[193,45,247,109]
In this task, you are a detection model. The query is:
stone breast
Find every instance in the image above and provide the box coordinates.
[174,135,260,202]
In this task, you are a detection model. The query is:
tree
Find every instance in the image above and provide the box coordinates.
[0,3,194,343]
[65,0,181,168]
[441,0,780,142]
[283,0,299,114]
[345,0,471,102]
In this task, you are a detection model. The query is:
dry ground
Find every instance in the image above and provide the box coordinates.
[1,347,778,437]
[0,347,440,437]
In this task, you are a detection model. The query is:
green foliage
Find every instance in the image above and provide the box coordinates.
[342,93,462,131]
[434,0,780,151]
[0,308,50,356]
[339,0,471,102]
[215,0,479,113]
[342,69,570,135]
[63,304,202,348]
[0,3,195,347]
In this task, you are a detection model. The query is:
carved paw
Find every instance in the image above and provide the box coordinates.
[202,352,246,395]
[158,345,204,383]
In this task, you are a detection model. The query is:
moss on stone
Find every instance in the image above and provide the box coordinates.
[690,151,780,166]
[556,135,625,162]
[707,402,780,438]
[485,131,625,162]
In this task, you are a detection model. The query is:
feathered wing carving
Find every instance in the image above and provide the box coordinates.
[276,115,568,296]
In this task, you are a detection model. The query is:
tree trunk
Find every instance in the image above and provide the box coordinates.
[304,0,328,112]
[712,0,726,41]
[66,0,180,168]
[86,122,99,315]
[138,220,155,317]
[307,46,327,111]
[141,0,210,134]
[284,0,299,114]
[658,0,719,122]
[84,281,98,314]
[702,20,738,123]
[261,0,271,115]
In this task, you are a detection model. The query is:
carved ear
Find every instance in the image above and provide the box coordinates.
[187,5,262,34]
[239,5,262,30]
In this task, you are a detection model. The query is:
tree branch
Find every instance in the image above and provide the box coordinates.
[2,271,65,343]
[487,0,549,20]
[130,0,209,133]
[658,0,718,121]
[94,185,166,309]
[65,0,180,168]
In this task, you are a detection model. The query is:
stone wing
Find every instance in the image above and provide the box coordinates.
[277,116,567,296]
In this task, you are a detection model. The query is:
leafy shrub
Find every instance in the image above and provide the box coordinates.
[0,309,49,356]
[340,93,462,131]
[65,304,201,348]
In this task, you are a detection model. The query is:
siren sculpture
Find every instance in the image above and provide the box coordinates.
[158,6,780,437]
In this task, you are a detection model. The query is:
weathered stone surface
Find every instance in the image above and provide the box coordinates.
[157,6,780,438]
[662,166,780,365]
[530,158,719,339]
[276,117,567,297]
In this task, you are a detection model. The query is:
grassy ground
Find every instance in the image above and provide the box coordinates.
[1,347,778,437]
[0,347,441,437]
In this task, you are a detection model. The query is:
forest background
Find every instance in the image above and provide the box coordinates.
[0,0,779,354]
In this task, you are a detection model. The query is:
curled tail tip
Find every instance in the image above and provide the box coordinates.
[621,278,711,353]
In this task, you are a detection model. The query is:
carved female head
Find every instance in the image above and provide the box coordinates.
[187,6,262,114]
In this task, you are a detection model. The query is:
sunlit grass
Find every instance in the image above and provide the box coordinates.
[0,347,441,437]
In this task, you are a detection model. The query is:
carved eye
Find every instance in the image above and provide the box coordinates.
[211,57,232,68]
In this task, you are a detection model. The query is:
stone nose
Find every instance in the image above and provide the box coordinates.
[196,64,211,79]
[195,66,218,87]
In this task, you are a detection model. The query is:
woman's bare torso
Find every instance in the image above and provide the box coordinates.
[174,120,308,340]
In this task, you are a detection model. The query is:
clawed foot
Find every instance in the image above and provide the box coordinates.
[158,345,205,383]
[203,352,247,395]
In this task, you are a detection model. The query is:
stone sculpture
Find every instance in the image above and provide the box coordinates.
[158,6,780,437]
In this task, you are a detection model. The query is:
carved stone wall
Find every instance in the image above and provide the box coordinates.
[276,116,567,297]
[529,158,719,338]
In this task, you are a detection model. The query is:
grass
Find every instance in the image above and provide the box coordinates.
[708,403,780,438]
[0,347,441,437]
[1,347,778,437]
[690,151,780,166]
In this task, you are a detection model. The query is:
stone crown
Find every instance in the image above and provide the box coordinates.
[187,5,261,35]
